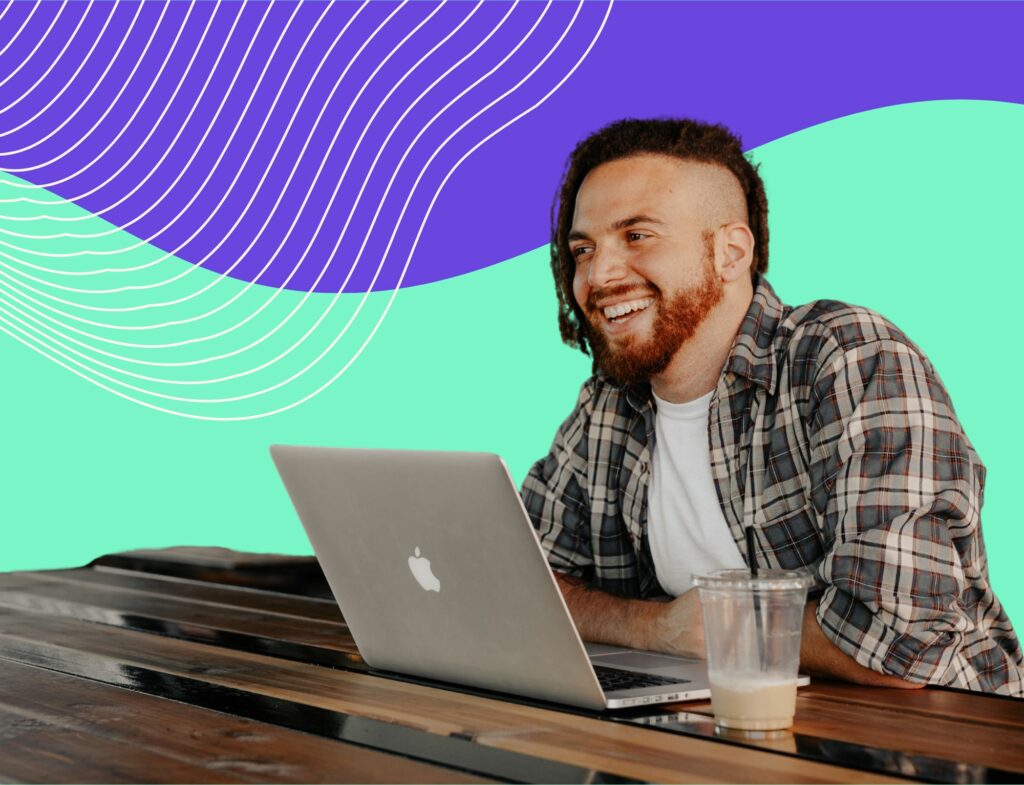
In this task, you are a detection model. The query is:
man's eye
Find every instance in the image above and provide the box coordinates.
[572,246,593,258]
[627,231,647,242]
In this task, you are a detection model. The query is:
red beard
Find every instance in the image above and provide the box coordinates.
[586,258,723,386]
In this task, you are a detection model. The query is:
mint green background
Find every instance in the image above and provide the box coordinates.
[2,99,1021,627]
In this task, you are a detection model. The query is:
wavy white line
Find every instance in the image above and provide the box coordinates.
[0,0,69,93]
[0,1,612,418]
[0,0,116,120]
[0,1,522,378]
[0,0,204,204]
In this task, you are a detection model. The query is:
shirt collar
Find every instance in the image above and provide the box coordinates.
[624,382,653,413]
[723,275,785,395]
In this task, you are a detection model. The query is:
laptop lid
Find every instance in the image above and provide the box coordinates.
[270,445,611,710]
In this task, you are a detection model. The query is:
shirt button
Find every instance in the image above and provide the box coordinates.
[639,461,648,474]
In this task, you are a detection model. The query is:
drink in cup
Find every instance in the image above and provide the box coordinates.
[692,569,815,731]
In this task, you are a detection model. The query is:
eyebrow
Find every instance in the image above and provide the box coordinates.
[567,214,664,243]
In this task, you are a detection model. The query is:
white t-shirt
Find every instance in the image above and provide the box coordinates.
[648,389,746,596]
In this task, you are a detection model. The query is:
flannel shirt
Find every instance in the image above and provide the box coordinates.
[522,277,1023,695]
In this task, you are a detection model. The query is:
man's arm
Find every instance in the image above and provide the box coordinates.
[554,573,705,658]
[798,601,923,688]
[555,573,923,687]
[805,337,1011,689]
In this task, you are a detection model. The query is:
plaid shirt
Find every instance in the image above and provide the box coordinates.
[522,277,1023,696]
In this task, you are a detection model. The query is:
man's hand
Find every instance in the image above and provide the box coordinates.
[646,588,706,658]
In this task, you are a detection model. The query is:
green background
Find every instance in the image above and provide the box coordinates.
[2,99,1021,627]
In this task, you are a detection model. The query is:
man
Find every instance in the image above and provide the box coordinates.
[521,118,1023,695]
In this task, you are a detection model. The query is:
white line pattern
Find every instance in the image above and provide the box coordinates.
[0,1,612,419]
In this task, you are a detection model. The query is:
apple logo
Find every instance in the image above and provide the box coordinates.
[408,547,441,592]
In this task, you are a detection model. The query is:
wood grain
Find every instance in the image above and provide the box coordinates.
[33,567,344,623]
[0,658,485,783]
[799,680,1024,731]
[788,696,1024,772]
[660,689,1024,773]
[0,605,908,784]
[0,574,353,652]
[6,556,1023,784]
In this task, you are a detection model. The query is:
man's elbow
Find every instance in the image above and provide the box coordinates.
[801,602,927,689]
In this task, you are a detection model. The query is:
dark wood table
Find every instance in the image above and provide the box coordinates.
[1,548,1021,783]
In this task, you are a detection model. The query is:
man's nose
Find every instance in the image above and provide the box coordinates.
[587,249,629,289]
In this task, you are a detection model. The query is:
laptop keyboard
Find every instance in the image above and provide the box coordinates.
[593,664,691,692]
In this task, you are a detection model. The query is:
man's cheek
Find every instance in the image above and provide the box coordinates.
[572,281,588,311]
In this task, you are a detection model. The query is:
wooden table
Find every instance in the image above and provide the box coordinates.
[1,548,1021,783]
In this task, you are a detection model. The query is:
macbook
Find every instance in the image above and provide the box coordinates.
[270,445,807,710]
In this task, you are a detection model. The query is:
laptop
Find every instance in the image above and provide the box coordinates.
[270,445,808,710]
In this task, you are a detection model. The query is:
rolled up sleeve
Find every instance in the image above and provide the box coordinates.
[808,338,1002,686]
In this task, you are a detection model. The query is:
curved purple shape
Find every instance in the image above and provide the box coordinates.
[1,2,1021,293]
[1,1,606,293]
[414,0,1024,287]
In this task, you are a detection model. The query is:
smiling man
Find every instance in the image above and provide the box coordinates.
[521,119,1023,695]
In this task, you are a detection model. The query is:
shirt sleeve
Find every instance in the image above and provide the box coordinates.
[520,379,595,578]
[807,337,990,684]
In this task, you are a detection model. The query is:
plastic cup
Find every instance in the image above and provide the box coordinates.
[692,568,815,731]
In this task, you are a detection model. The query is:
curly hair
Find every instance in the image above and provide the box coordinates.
[550,118,769,356]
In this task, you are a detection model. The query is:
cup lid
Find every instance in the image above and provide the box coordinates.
[692,568,816,591]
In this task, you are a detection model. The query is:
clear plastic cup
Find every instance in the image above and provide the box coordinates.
[692,568,815,731]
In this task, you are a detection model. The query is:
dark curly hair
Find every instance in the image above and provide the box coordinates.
[550,118,769,356]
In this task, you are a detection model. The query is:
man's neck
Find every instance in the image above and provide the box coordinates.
[650,282,754,404]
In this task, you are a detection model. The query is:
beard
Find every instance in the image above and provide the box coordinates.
[586,257,724,386]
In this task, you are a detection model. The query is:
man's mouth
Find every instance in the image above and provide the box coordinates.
[601,297,655,324]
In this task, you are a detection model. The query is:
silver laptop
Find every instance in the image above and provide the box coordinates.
[270,445,806,710]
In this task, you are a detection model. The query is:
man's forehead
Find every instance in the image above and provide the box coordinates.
[572,154,746,228]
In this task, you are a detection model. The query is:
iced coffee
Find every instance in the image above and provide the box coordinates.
[693,568,814,731]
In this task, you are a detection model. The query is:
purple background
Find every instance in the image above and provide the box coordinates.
[0,2,1021,292]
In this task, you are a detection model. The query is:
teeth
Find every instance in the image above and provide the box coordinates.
[603,298,654,320]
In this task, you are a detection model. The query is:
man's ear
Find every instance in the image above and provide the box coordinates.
[716,222,755,283]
